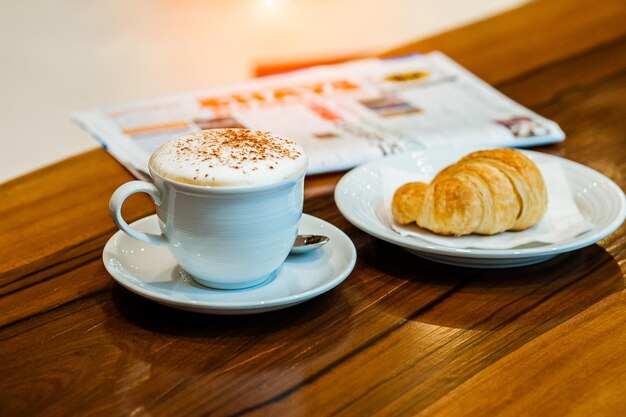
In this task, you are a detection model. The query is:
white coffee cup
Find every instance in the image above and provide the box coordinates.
[109,129,307,289]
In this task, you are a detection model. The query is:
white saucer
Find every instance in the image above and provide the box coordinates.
[103,214,356,314]
[335,148,625,268]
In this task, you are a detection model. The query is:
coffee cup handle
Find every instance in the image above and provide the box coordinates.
[109,181,169,246]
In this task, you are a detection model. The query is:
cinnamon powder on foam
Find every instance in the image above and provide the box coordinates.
[150,129,306,186]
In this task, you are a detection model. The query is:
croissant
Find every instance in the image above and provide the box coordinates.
[392,149,548,236]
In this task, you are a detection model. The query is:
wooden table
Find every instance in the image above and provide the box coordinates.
[1,0,625,415]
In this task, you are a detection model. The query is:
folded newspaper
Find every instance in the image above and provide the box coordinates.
[73,52,564,178]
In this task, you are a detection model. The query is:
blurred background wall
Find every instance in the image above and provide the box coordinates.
[0,0,527,182]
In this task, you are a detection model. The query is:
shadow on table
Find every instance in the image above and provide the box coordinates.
[105,283,356,380]
[110,282,350,338]
[359,239,623,332]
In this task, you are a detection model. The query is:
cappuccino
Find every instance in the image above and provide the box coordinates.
[111,128,307,289]
[149,129,307,187]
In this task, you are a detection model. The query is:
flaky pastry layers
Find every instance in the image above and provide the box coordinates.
[392,149,548,236]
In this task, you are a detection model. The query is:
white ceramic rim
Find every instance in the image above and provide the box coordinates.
[148,166,307,194]
[335,149,626,260]
[103,213,357,310]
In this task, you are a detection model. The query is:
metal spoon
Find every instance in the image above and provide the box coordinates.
[290,234,330,254]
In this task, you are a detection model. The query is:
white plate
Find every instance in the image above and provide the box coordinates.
[103,214,356,314]
[335,148,625,268]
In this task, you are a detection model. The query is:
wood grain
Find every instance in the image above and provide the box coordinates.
[384,0,626,85]
[1,0,625,416]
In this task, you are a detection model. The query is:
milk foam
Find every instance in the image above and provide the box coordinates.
[149,129,307,187]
